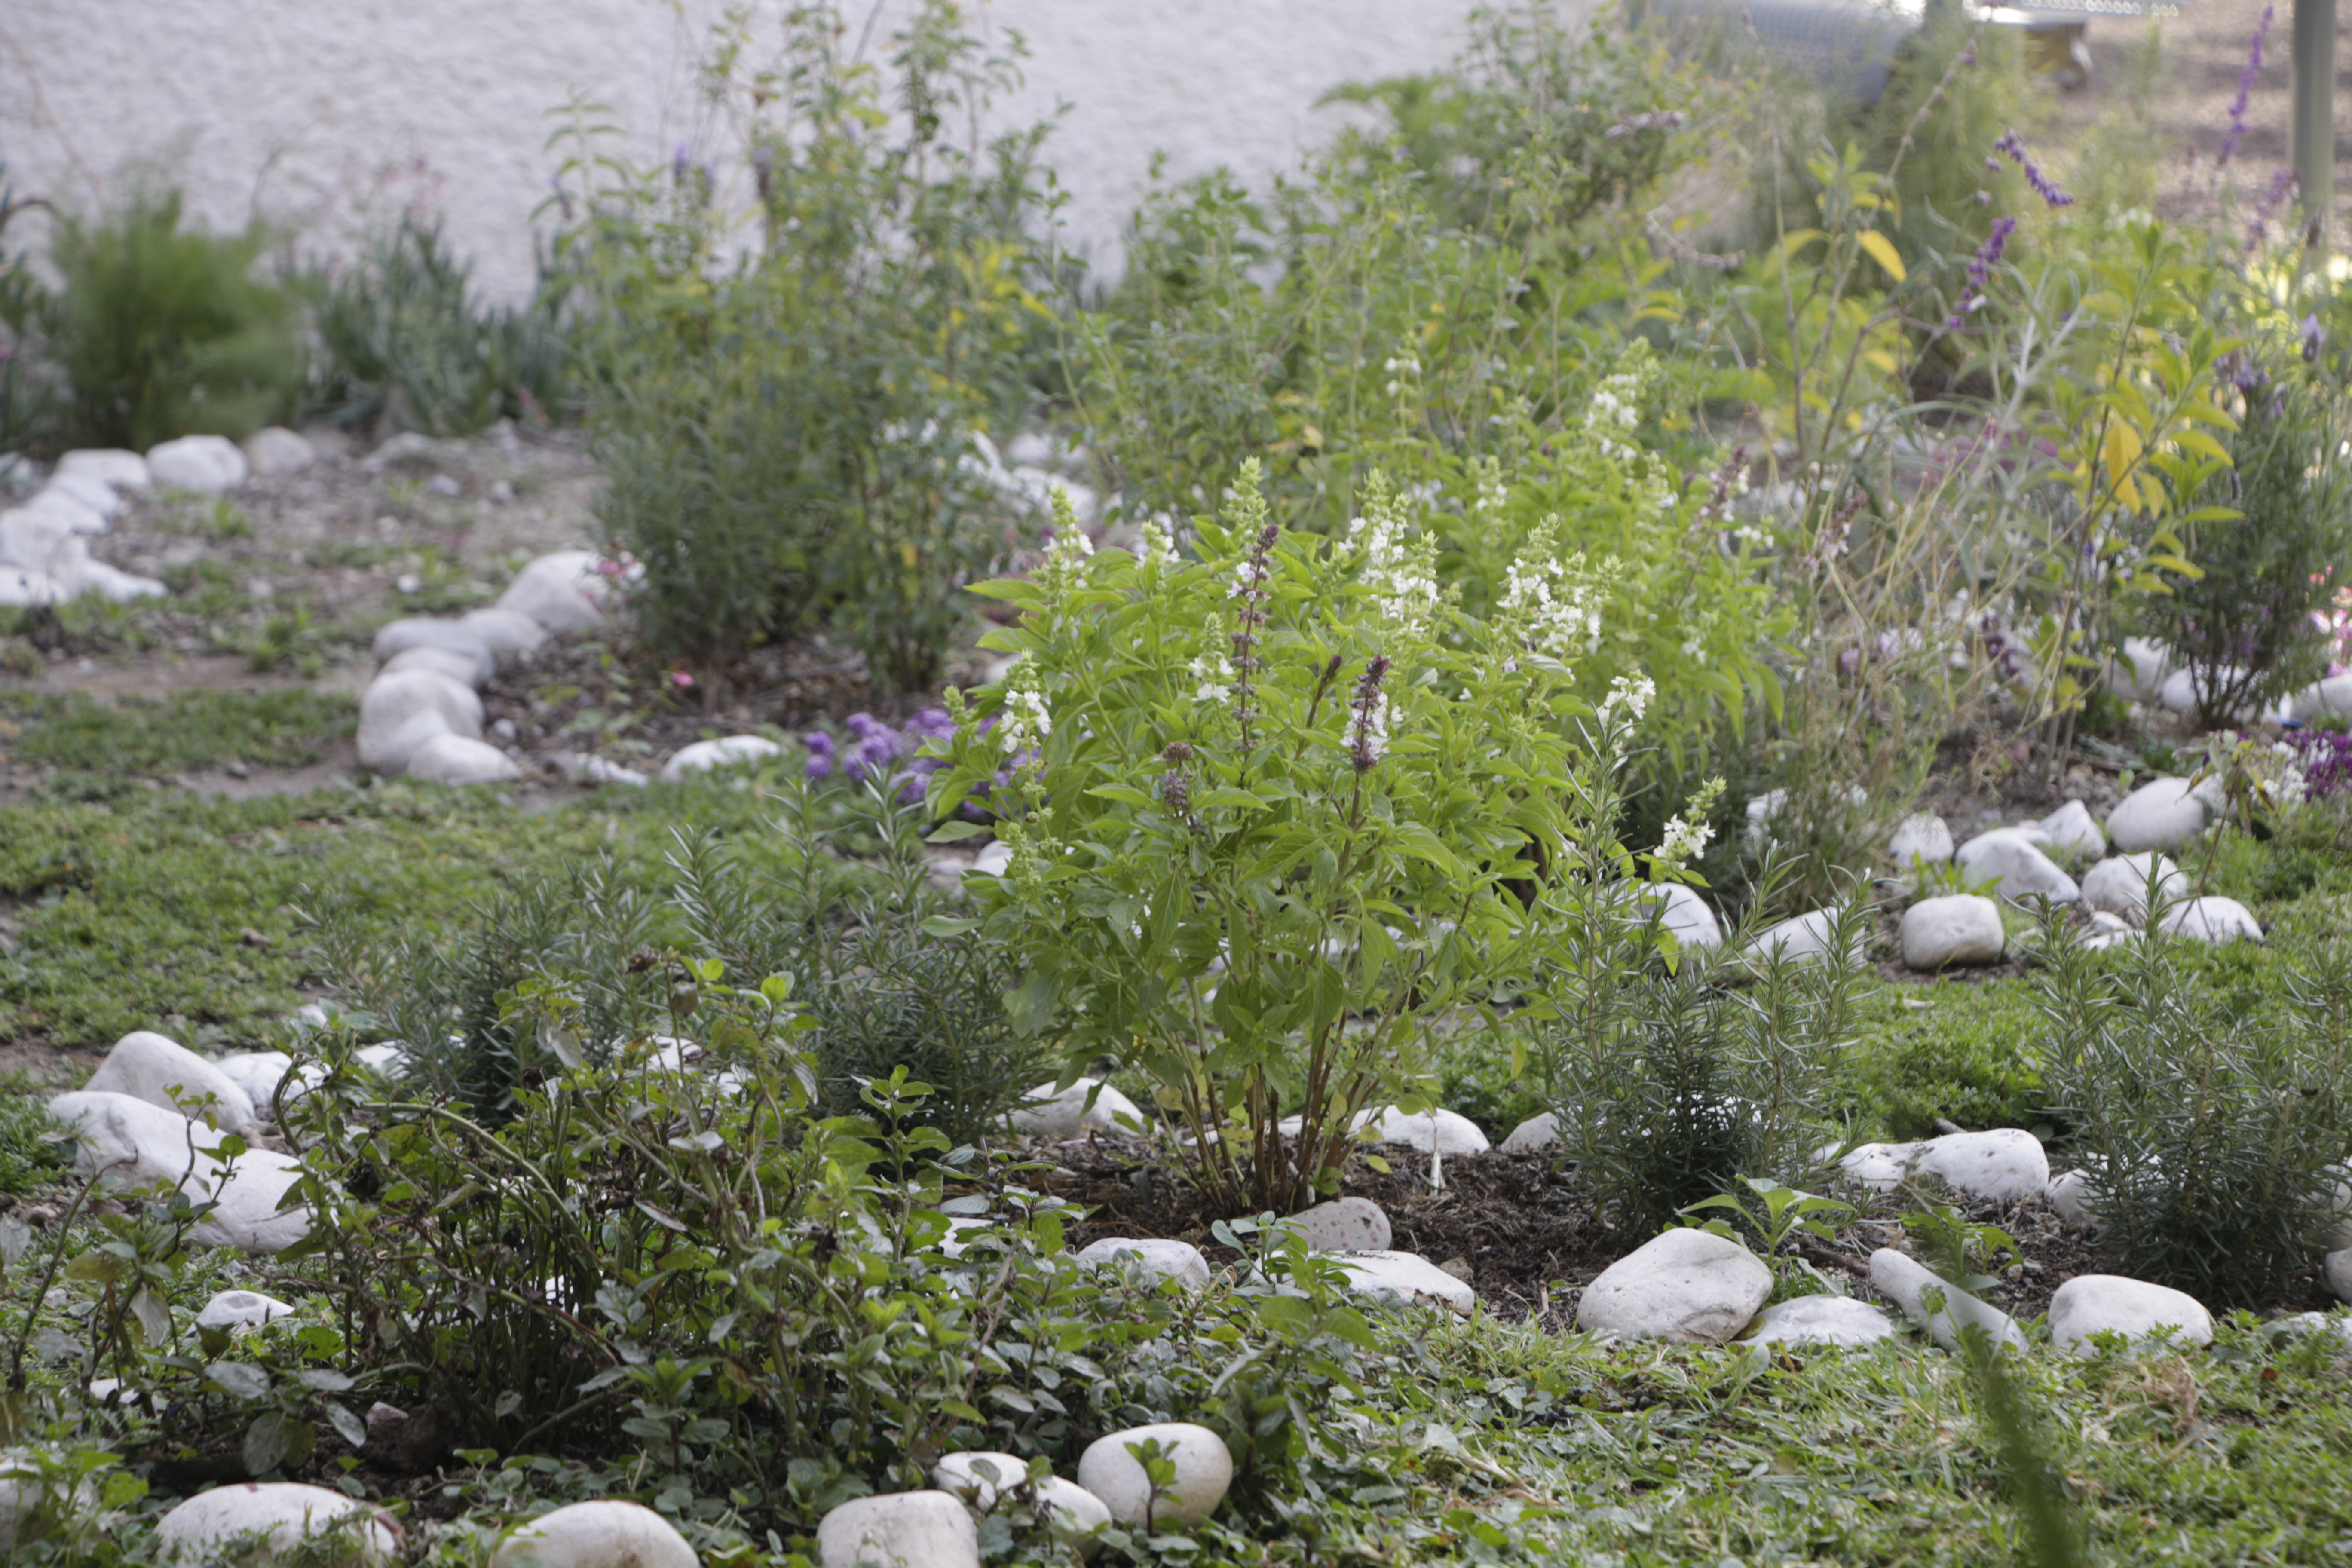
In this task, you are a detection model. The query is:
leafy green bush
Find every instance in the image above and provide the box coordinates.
[573,1,1054,689]
[2037,905,2352,1306]
[310,214,573,435]
[42,190,304,449]
[929,467,1722,1214]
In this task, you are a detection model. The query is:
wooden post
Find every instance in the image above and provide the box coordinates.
[2294,0,2337,245]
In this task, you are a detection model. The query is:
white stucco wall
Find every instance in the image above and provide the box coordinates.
[1,1,1598,301]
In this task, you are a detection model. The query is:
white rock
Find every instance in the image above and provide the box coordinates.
[1076,1237,1212,1290]
[2079,852,2184,922]
[1076,1423,1232,1528]
[145,435,249,493]
[1645,883,1723,949]
[57,448,150,490]
[380,646,487,687]
[2048,1275,2213,1354]
[2330,1249,2352,1306]
[457,606,548,660]
[196,1289,297,1335]
[1334,1250,1477,1316]
[212,1052,309,1115]
[2265,1310,2352,1346]
[1955,830,2079,905]
[1743,908,1856,967]
[2291,672,2352,723]
[1010,1076,1143,1138]
[46,1091,310,1253]
[1500,1111,1564,1153]
[1867,1248,2026,1352]
[242,426,316,476]
[157,1482,398,1565]
[933,1450,1037,1512]
[2111,637,2173,701]
[1899,894,2005,969]
[354,1044,407,1077]
[370,619,495,684]
[2107,778,2208,854]
[489,1499,698,1568]
[1275,1195,1391,1252]
[549,752,650,787]
[1836,1128,2049,1202]
[818,1492,977,1568]
[0,1456,95,1553]
[83,1030,258,1135]
[0,566,64,606]
[2159,896,2262,945]
[0,504,89,576]
[658,735,784,781]
[971,841,1014,878]
[358,669,485,775]
[407,733,522,785]
[60,559,167,601]
[1888,812,1955,865]
[1360,1104,1489,1155]
[2037,800,2106,861]
[498,549,612,634]
[1576,1227,1772,1344]
[1736,1294,1899,1348]
[2046,1168,2099,1226]
[39,474,122,526]
[931,1453,1111,1549]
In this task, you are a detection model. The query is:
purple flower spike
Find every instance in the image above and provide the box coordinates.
[803,731,836,782]
[1948,217,2018,330]
[1993,132,2073,209]
[2219,4,2275,170]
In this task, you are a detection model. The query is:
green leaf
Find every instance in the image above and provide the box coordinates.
[925,820,992,843]
[206,1360,272,1401]
[242,1410,314,1476]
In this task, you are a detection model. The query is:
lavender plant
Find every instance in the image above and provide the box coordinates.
[926,471,1716,1214]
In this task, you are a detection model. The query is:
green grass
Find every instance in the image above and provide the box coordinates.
[0,688,358,781]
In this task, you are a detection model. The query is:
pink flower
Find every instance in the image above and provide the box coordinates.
[670,668,695,690]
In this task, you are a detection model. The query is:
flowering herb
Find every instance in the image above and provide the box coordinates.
[2289,727,2352,798]
[1992,132,2073,209]
[1348,656,1392,773]
[1948,217,2018,330]
[2248,166,2298,251]
[2218,4,2275,170]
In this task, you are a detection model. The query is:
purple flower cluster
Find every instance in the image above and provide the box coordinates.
[2248,166,2298,251]
[1976,610,2030,683]
[804,708,957,804]
[1991,132,2073,209]
[2288,727,2352,798]
[2219,4,2275,170]
[1948,217,2017,330]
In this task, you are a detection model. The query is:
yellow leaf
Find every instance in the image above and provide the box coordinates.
[1773,228,1829,268]
[2102,422,2144,493]
[1855,230,1906,284]
[1862,349,1900,375]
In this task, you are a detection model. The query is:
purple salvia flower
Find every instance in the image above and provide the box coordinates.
[2218,4,2275,170]
[1993,132,2073,208]
[672,142,691,185]
[1349,657,1392,774]
[2302,314,2326,361]
[2248,165,2298,250]
[1948,217,2018,329]
[803,731,836,782]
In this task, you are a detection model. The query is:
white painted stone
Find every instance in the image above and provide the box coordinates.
[196,1288,297,1335]
[1954,829,2079,905]
[1867,1248,2026,1352]
[931,1452,1113,1549]
[1076,1423,1232,1528]
[1736,1294,1899,1348]
[658,735,784,781]
[57,449,150,490]
[60,559,166,601]
[1076,1237,1212,1290]
[1743,908,1855,967]
[242,426,317,476]
[41,473,122,525]
[488,1499,698,1568]
[2037,800,2106,861]
[1359,1104,1489,1155]
[2265,1310,2352,1346]
[1576,1228,1772,1344]
[358,669,485,775]
[0,1457,95,1553]
[1836,1128,2048,1202]
[1335,1249,1477,1315]
[2106,778,2208,854]
[156,1482,398,1565]
[212,1053,324,1118]
[1888,812,1955,865]
[2046,1168,2100,1226]
[46,1091,311,1253]
[1500,1110,1564,1154]
[2159,896,2262,945]
[458,605,548,660]
[2111,637,2173,701]
[355,1044,408,1076]
[1009,1076,1143,1138]
[498,549,610,634]
[0,504,89,576]
[1275,1195,1391,1252]
[933,1451,1035,1512]
[1645,883,1722,949]
[550,751,650,787]
[0,566,64,606]
[971,841,1014,878]
[146,435,249,493]
[407,733,523,785]
[2329,1249,2352,1306]
[83,1030,259,1135]
[2079,851,2184,922]
[1899,894,2005,969]
[2048,1275,2213,1354]
[370,619,496,684]
[380,646,486,686]
[2291,673,2352,723]
[818,1491,978,1568]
